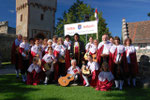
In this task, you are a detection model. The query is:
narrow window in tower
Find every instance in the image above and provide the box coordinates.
[41,14,44,21]
[20,14,23,22]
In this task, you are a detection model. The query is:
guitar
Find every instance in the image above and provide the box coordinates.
[84,52,89,61]
[84,53,97,62]
[92,54,97,62]
[81,65,91,76]
[43,63,51,71]
[58,74,75,87]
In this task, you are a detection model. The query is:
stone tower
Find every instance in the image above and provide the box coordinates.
[16,0,57,39]
[122,18,129,43]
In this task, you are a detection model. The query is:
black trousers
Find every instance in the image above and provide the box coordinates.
[45,70,54,82]
[114,63,125,80]
[99,56,109,68]
[127,63,136,78]
[58,62,66,76]
[15,54,19,70]
[21,59,29,75]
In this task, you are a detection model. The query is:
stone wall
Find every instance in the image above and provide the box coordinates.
[0,34,16,62]
[136,49,150,62]
[136,49,150,88]
[0,25,8,34]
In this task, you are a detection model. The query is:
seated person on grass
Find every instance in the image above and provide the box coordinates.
[67,59,81,85]
[96,62,114,91]
[27,57,41,85]
[82,55,99,87]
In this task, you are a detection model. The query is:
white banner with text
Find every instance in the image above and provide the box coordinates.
[64,20,98,36]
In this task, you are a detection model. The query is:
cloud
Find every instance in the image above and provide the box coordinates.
[9,10,15,13]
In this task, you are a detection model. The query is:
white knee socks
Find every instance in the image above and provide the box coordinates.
[119,80,124,90]
[82,75,89,86]
[115,80,119,88]
[132,78,136,87]
[44,77,49,84]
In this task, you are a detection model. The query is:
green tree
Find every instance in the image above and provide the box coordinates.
[148,12,150,17]
[55,0,110,43]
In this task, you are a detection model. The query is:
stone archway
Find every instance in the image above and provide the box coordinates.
[35,33,46,39]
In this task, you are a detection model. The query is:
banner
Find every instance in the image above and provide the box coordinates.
[64,20,98,36]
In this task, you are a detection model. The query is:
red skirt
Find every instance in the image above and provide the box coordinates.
[26,70,40,85]
[96,79,113,91]
[83,71,99,87]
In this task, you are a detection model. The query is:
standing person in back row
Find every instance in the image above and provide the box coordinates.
[19,37,30,82]
[70,33,85,67]
[124,38,138,87]
[11,34,22,78]
[109,36,128,90]
[64,35,72,73]
[97,34,112,69]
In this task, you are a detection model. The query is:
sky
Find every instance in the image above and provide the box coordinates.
[0,0,150,37]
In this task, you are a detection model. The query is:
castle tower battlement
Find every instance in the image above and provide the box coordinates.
[16,0,57,39]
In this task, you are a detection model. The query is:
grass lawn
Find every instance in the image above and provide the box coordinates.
[0,74,150,100]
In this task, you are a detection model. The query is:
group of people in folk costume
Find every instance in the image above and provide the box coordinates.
[11,33,138,91]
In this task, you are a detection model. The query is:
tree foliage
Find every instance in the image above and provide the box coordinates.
[55,0,110,43]
[148,12,150,17]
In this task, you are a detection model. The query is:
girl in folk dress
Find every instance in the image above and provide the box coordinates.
[85,37,94,53]
[64,35,72,73]
[27,57,41,85]
[124,38,138,87]
[41,47,57,85]
[82,55,99,87]
[52,35,58,49]
[109,36,128,90]
[96,62,114,91]
[54,37,66,77]
[45,39,53,54]
[31,38,43,60]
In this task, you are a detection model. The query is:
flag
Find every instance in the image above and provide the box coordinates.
[95,8,98,21]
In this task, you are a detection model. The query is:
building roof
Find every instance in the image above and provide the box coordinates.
[127,20,150,44]
[0,21,8,26]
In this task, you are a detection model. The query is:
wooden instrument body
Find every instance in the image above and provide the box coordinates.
[58,55,65,63]
[82,65,91,76]
[92,54,97,62]
[44,63,51,71]
[16,47,20,54]
[58,74,74,86]
[84,52,89,61]
[84,53,97,62]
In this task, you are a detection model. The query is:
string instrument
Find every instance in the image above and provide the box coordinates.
[16,47,19,54]
[84,52,89,61]
[81,65,91,76]
[92,54,97,62]
[58,55,65,63]
[58,74,74,87]
[84,53,97,62]
[43,63,52,71]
